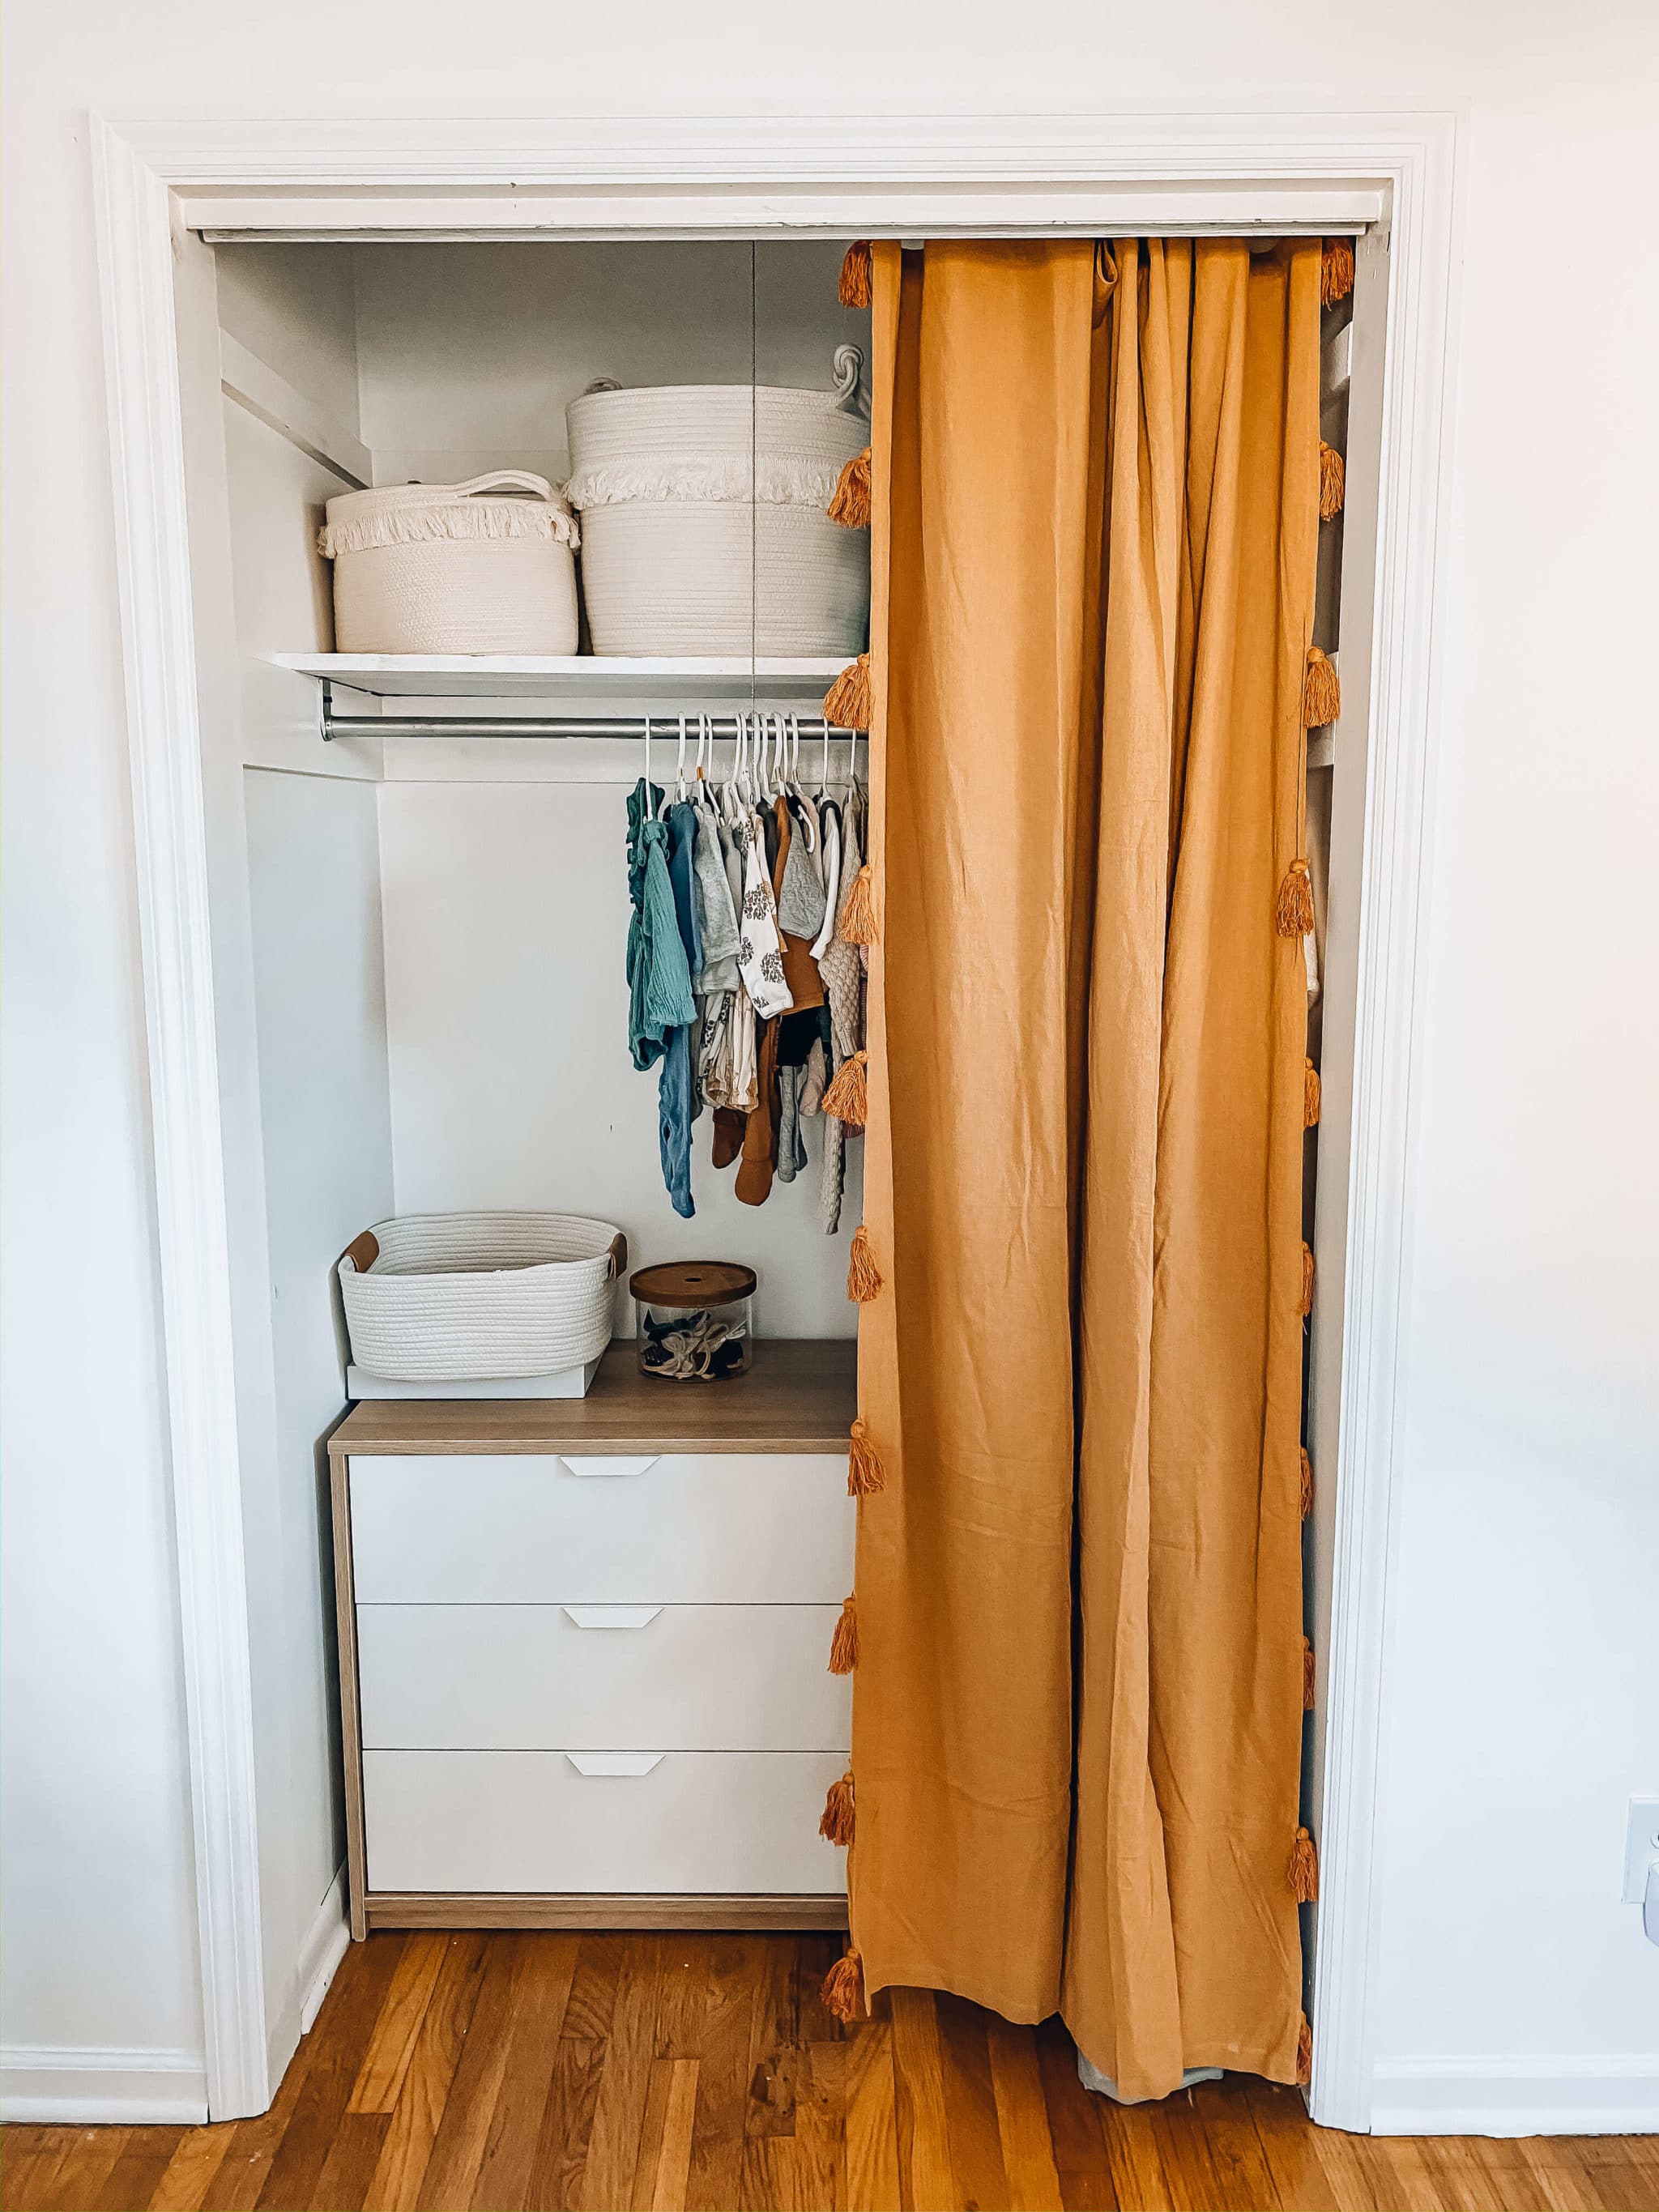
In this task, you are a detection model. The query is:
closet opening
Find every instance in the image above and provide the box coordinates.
[139,162,1410,2124]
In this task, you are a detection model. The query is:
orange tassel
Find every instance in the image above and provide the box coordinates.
[820,1769,856,1847]
[822,1946,866,2022]
[1303,1636,1316,1711]
[1304,1056,1321,1127]
[829,1593,859,1674]
[838,862,880,946]
[1297,2014,1313,2085]
[823,1049,868,1129]
[839,241,872,310]
[848,1417,886,1497]
[828,446,872,528]
[1288,1826,1320,1903]
[824,653,872,731]
[1300,1242,1316,1316]
[1303,646,1341,728]
[1300,1447,1315,1519]
[1321,238,1355,309]
[1277,859,1315,939]
[1319,440,1346,522]
[847,1224,883,1303]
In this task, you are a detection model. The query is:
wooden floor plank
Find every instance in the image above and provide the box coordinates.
[348,1934,450,2116]
[467,1933,582,2212]
[684,1937,765,2212]
[4,1938,1659,2212]
[986,2017,1064,2212]
[362,1933,490,2212]
[843,2017,902,2212]
[412,1933,530,2210]
[1033,2018,1119,2212]
[932,1995,1012,2212]
[256,1932,405,2211]
[578,1933,667,2212]
[888,1988,957,2212]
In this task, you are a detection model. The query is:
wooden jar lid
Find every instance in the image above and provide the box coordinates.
[629,1260,757,1309]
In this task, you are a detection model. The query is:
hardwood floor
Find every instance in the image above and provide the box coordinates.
[4,1933,1655,2212]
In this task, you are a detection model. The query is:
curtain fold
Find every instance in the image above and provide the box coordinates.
[847,236,1320,2097]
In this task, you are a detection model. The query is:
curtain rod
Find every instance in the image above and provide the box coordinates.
[321,708,868,744]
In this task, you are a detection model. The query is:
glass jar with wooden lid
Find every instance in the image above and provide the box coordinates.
[629,1261,757,1382]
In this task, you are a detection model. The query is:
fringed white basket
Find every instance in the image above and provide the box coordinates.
[565,357,870,656]
[318,472,580,654]
[338,1213,625,1382]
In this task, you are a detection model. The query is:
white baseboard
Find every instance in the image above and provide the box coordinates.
[1370,2055,1659,2137]
[0,2045,209,2125]
[297,1864,350,2035]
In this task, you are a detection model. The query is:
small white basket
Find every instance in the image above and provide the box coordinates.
[318,472,580,654]
[338,1213,625,1383]
[565,360,870,657]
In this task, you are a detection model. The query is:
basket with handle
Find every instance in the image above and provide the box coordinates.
[337,1213,627,1382]
[564,352,870,656]
[318,471,581,654]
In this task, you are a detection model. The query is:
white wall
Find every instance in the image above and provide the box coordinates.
[353,238,864,484]
[4,0,1656,2133]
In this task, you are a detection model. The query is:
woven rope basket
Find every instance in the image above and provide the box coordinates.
[565,364,870,656]
[338,1212,625,1382]
[318,472,580,654]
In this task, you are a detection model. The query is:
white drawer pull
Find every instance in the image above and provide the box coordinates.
[565,1752,664,1777]
[561,1605,662,1630]
[557,1455,659,1480]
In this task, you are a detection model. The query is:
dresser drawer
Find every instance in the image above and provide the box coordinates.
[356,1603,851,1751]
[362,1749,848,1894]
[348,1453,852,1605]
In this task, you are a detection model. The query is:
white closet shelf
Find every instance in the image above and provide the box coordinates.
[271,654,851,702]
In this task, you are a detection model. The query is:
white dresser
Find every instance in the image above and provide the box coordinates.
[328,1339,856,1937]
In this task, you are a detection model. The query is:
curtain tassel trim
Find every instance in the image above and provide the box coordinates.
[824,653,873,731]
[1277,859,1316,940]
[847,1224,883,1303]
[839,241,873,310]
[1288,1826,1321,1903]
[1298,2015,1314,2086]
[1303,646,1341,729]
[1303,1636,1317,1711]
[1304,1056,1321,1127]
[848,1417,887,1497]
[1319,440,1346,522]
[839,863,881,946]
[1300,1447,1315,1519]
[820,1770,856,1846]
[829,1593,859,1674]
[829,446,873,528]
[822,1946,866,2022]
[1321,238,1355,308]
[823,1048,869,1128]
[1299,1242,1316,1316]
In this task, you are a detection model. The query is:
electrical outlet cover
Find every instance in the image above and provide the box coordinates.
[1623,1798,1659,1903]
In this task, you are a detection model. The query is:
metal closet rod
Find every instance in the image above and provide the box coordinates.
[322,704,868,744]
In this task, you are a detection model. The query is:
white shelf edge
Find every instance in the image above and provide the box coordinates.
[270,653,854,701]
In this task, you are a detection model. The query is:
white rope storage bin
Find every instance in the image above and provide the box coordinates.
[338,1213,625,1382]
[318,473,580,654]
[565,360,870,656]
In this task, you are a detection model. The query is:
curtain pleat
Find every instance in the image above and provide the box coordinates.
[848,236,1320,2095]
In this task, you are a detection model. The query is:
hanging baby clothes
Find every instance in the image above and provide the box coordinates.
[734,809,791,1019]
[657,799,704,1218]
[811,801,842,962]
[817,802,866,1233]
[692,795,747,1113]
[626,778,696,1075]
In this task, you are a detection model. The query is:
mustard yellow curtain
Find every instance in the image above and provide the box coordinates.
[845,236,1320,2097]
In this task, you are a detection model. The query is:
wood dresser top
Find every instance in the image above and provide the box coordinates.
[327,1337,857,1458]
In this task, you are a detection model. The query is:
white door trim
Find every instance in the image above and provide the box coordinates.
[89,109,1457,2129]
